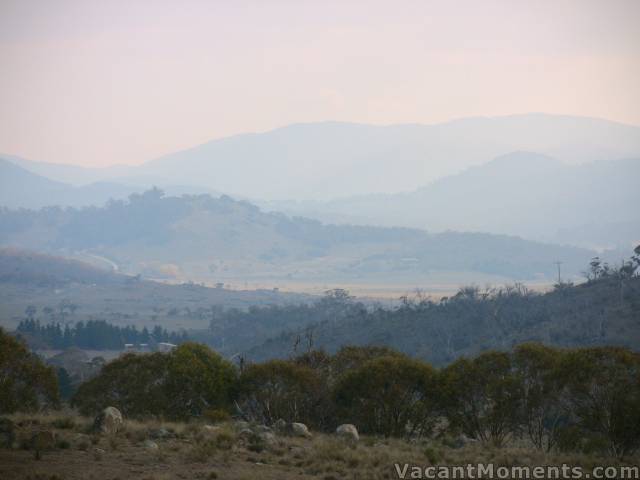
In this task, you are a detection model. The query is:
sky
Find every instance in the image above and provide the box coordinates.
[1,0,639,167]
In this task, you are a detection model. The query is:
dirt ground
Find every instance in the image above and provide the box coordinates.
[0,414,637,480]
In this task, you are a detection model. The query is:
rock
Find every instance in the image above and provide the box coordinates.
[0,418,15,448]
[149,427,173,439]
[336,424,359,441]
[143,440,159,450]
[273,419,287,432]
[31,430,55,459]
[290,422,311,438]
[259,432,277,446]
[93,407,123,435]
[202,425,221,434]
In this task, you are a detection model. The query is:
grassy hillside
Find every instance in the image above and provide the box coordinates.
[0,248,311,332]
[0,190,595,286]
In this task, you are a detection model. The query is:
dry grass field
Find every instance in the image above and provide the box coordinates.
[1,413,637,480]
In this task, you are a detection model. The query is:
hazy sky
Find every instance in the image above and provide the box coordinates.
[1,0,639,167]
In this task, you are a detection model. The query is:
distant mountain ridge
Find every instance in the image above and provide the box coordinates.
[0,157,221,209]
[5,113,640,200]
[263,153,640,250]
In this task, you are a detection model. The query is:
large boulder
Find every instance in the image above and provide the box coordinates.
[93,406,123,434]
[290,422,311,438]
[336,424,359,442]
[0,418,15,448]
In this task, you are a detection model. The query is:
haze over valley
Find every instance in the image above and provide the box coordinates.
[1,2,640,475]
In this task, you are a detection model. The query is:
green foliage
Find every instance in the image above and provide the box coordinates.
[72,352,170,416]
[165,343,237,418]
[72,343,236,419]
[512,343,565,451]
[558,347,640,459]
[441,351,520,446]
[330,345,406,377]
[17,318,186,350]
[333,355,439,437]
[237,359,324,427]
[0,327,59,413]
[248,274,640,366]
[56,367,74,400]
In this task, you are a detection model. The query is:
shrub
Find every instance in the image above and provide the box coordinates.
[0,327,59,413]
[440,351,520,446]
[512,343,565,451]
[558,347,640,459]
[164,343,237,418]
[72,351,170,416]
[72,343,236,419]
[237,360,324,427]
[333,355,439,437]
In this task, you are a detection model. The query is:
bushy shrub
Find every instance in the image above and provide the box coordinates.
[558,346,640,459]
[333,355,439,437]
[512,343,565,451]
[72,342,236,419]
[440,351,520,446]
[236,359,324,427]
[0,327,59,413]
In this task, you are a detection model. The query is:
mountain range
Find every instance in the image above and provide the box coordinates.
[0,157,220,210]
[1,113,638,273]
[5,113,640,200]
[262,153,640,250]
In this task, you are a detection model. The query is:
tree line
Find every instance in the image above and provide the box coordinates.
[2,326,639,459]
[244,247,640,364]
[16,318,188,350]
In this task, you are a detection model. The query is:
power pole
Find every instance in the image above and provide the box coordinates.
[553,261,563,284]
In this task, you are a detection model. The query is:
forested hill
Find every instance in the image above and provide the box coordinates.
[244,259,640,365]
[0,189,594,282]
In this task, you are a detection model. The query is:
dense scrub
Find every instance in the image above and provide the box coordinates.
[71,343,236,419]
[0,327,59,413]
[35,341,635,459]
[246,267,640,364]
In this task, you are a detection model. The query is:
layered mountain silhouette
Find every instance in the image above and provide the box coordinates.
[6,114,640,200]
[267,153,640,249]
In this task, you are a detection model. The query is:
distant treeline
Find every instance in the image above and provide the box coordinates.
[16,318,188,350]
[241,249,640,364]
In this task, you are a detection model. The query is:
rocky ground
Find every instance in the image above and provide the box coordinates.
[0,411,637,480]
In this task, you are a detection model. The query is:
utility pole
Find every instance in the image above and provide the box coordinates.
[553,261,563,284]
